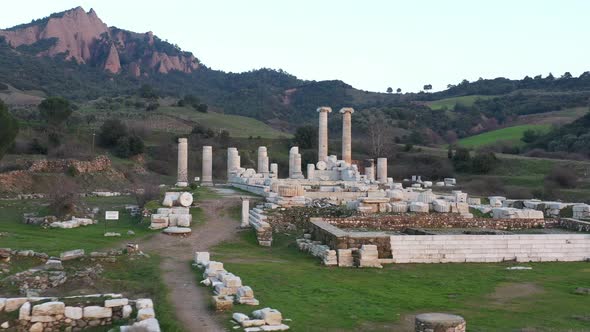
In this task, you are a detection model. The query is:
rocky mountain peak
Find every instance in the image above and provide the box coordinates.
[0,7,199,76]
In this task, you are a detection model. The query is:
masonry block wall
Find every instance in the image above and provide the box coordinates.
[389,234,590,263]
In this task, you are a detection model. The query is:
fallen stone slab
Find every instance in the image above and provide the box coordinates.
[60,249,84,261]
[162,226,191,235]
[574,287,590,295]
[135,298,153,309]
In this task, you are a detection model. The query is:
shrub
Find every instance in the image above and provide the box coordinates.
[98,119,128,148]
[471,151,498,174]
[545,167,577,188]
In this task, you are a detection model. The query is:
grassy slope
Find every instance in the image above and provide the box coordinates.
[211,232,590,332]
[427,95,494,110]
[79,105,291,139]
[457,124,551,148]
[0,196,153,255]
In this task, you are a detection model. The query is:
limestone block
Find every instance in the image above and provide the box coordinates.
[122,304,132,318]
[391,202,408,213]
[29,322,43,332]
[433,200,450,213]
[105,298,128,307]
[410,201,429,213]
[30,315,56,322]
[156,208,171,215]
[243,319,267,327]
[337,249,354,267]
[65,306,83,320]
[83,306,112,319]
[417,191,436,204]
[137,307,156,321]
[170,207,190,214]
[489,196,506,207]
[261,325,290,331]
[435,181,445,186]
[208,261,224,271]
[260,308,283,325]
[31,301,65,316]
[60,249,85,261]
[224,276,243,288]
[136,298,154,309]
[162,226,191,234]
[233,312,250,323]
[162,192,180,207]
[150,214,169,227]
[4,298,28,312]
[467,198,481,205]
[19,301,31,320]
[237,286,254,298]
[194,251,210,265]
[212,295,233,311]
[126,317,161,332]
[169,214,192,227]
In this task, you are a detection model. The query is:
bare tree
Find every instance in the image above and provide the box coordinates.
[366,112,395,158]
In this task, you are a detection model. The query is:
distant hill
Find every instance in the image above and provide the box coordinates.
[1,6,589,139]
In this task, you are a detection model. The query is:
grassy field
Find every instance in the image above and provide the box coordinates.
[457,124,551,148]
[210,232,590,332]
[0,196,154,255]
[79,105,290,139]
[428,95,495,110]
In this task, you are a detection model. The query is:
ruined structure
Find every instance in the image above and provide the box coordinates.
[176,138,188,187]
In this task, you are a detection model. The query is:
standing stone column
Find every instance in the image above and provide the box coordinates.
[340,107,354,164]
[307,164,315,180]
[176,138,188,187]
[289,147,303,179]
[377,157,387,183]
[241,199,250,228]
[202,146,213,186]
[227,147,239,180]
[257,146,269,175]
[270,163,278,177]
[317,106,332,162]
[364,159,375,182]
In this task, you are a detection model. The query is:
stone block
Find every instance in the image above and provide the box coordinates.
[233,312,249,323]
[105,298,128,307]
[136,298,154,309]
[137,307,156,321]
[242,319,267,327]
[19,301,31,320]
[4,298,28,312]
[32,301,65,316]
[65,306,83,320]
[60,249,85,261]
[194,251,210,265]
[261,324,291,331]
[29,322,43,332]
[212,295,233,311]
[83,306,112,319]
[237,286,254,298]
[122,304,133,318]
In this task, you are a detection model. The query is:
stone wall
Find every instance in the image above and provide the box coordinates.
[390,234,590,263]
[0,295,159,332]
[322,214,555,231]
[27,155,112,173]
[559,218,590,232]
[309,219,393,258]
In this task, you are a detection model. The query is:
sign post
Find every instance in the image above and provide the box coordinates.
[104,211,119,234]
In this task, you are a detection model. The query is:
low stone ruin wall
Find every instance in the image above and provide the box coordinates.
[27,155,112,174]
[0,295,160,332]
[320,214,555,231]
[559,218,590,232]
[390,234,590,263]
[308,220,393,258]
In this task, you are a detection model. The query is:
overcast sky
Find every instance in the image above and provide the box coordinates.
[2,0,588,93]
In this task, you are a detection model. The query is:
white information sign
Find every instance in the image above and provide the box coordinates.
[105,211,119,220]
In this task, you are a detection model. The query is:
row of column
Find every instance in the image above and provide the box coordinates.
[317,106,354,164]
[176,138,214,186]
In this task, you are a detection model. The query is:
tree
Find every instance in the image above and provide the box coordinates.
[293,125,317,149]
[0,100,19,161]
[196,104,208,113]
[366,112,394,158]
[423,84,433,92]
[560,72,573,80]
[98,119,128,147]
[138,84,158,99]
[447,145,454,159]
[396,88,401,94]
[452,147,471,172]
[386,87,393,94]
[39,96,72,127]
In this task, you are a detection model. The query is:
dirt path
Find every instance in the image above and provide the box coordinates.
[140,192,245,332]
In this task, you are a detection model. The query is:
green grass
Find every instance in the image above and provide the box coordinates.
[457,124,551,148]
[0,197,155,256]
[428,95,494,110]
[160,106,290,138]
[210,232,590,331]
